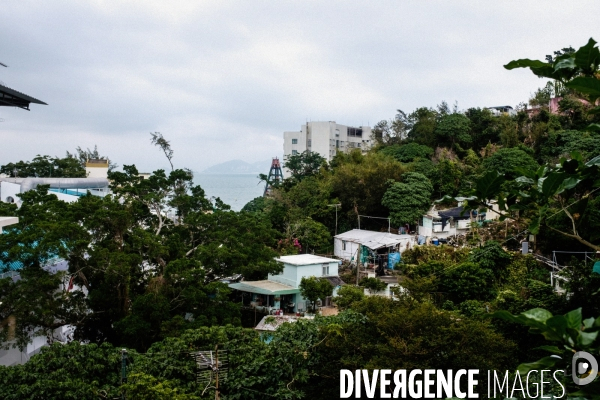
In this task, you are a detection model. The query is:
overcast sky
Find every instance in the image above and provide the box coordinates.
[1,1,597,172]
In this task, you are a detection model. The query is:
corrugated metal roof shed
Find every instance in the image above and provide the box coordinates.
[275,254,339,265]
[334,229,413,250]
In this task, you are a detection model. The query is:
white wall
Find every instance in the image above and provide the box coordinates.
[309,121,334,161]
[268,261,339,288]
[334,238,359,261]
[53,192,79,203]
[85,166,108,179]
[283,129,308,176]
[0,181,22,206]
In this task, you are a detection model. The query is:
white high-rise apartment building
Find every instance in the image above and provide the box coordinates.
[283,121,372,175]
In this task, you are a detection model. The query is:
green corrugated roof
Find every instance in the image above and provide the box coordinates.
[229,280,299,295]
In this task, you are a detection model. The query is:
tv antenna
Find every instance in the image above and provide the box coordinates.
[191,345,228,399]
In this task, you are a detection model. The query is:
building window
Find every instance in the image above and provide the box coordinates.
[322,264,329,276]
[342,240,347,250]
[292,150,298,155]
[336,140,339,148]
[348,127,363,137]
[307,139,311,147]
[292,139,298,144]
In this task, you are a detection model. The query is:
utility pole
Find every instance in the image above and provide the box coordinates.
[215,345,220,400]
[356,244,361,285]
[121,349,128,400]
[328,203,341,236]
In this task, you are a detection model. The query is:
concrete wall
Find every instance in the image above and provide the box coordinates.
[334,238,360,261]
[0,181,21,206]
[52,192,79,203]
[85,166,108,179]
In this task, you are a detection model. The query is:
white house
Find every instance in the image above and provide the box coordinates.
[334,229,415,267]
[229,254,343,313]
[283,121,372,175]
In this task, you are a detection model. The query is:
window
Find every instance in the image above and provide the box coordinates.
[342,240,347,250]
[292,150,298,155]
[292,139,298,144]
[348,127,363,137]
[336,140,339,148]
[307,139,311,147]
[322,264,329,276]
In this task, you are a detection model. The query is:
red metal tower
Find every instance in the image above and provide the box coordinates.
[263,157,283,196]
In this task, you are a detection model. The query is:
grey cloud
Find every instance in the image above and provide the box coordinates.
[1,0,597,171]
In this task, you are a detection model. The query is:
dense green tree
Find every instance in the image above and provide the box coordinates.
[359,277,387,294]
[0,165,282,350]
[333,285,365,310]
[240,196,266,213]
[330,151,406,227]
[382,172,433,227]
[281,175,337,232]
[538,129,600,163]
[435,112,472,147]
[299,276,333,312]
[281,150,326,183]
[406,107,438,146]
[497,114,520,148]
[0,342,123,400]
[440,262,496,303]
[464,107,498,149]
[1,155,86,178]
[469,240,512,280]
[481,147,539,179]
[379,142,434,163]
[283,218,331,254]
[305,297,517,399]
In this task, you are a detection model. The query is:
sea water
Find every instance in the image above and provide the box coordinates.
[193,173,265,211]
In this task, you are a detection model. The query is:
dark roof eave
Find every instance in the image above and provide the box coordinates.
[0,84,47,109]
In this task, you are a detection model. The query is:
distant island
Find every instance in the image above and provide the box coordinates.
[199,159,272,174]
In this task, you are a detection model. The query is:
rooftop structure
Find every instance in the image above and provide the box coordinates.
[85,159,109,179]
[485,105,516,116]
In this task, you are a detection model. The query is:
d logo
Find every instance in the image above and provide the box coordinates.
[572,351,598,386]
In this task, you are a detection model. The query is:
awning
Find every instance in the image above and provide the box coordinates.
[229,280,299,295]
